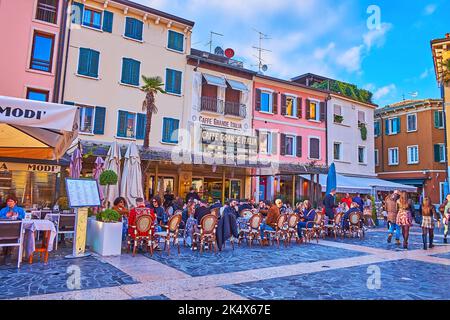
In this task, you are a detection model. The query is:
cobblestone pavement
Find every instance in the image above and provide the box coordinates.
[2,226,450,300]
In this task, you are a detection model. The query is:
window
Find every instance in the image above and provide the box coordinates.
[358,146,366,164]
[333,142,342,161]
[285,135,295,156]
[79,105,95,134]
[374,121,380,136]
[259,131,272,154]
[77,48,100,78]
[285,96,296,117]
[260,92,272,113]
[375,149,379,166]
[385,117,400,135]
[121,58,140,86]
[168,30,184,52]
[26,88,49,102]
[388,148,399,165]
[407,114,417,132]
[162,118,180,144]
[407,146,419,164]
[435,111,444,129]
[165,68,182,94]
[124,17,143,41]
[358,111,366,124]
[117,111,137,138]
[334,105,342,116]
[309,137,320,160]
[30,31,54,72]
[434,144,446,163]
[82,7,102,29]
[36,0,58,24]
[308,100,320,121]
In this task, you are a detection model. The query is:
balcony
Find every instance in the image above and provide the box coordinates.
[201,96,224,114]
[36,1,58,24]
[224,101,246,118]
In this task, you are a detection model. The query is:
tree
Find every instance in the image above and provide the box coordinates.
[141,75,166,149]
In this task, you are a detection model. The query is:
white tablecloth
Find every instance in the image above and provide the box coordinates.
[22,219,57,257]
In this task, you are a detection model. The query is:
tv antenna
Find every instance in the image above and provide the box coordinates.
[252,29,272,73]
[206,31,224,53]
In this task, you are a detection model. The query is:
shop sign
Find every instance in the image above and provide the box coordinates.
[0,162,61,173]
[198,116,243,130]
[201,129,257,149]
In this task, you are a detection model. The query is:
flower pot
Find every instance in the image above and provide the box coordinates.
[87,218,123,256]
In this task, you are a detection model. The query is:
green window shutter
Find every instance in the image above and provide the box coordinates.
[89,50,99,78]
[131,60,140,86]
[93,106,106,135]
[71,2,84,25]
[396,118,401,133]
[435,111,441,128]
[162,118,170,142]
[117,111,127,137]
[102,10,113,33]
[434,144,441,162]
[385,119,389,135]
[168,31,183,51]
[165,69,174,93]
[136,113,146,140]
[78,48,90,76]
[121,58,131,84]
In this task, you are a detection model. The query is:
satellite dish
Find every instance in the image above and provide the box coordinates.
[214,46,224,56]
[225,48,235,59]
[262,64,268,72]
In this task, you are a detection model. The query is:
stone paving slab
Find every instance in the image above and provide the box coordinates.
[223,259,450,300]
[144,242,366,277]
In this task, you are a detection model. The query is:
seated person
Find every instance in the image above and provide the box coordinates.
[260,199,282,244]
[342,202,361,231]
[297,200,316,237]
[128,197,157,241]
[194,199,211,223]
[0,196,25,220]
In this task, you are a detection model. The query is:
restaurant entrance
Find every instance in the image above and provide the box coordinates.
[192,177,242,203]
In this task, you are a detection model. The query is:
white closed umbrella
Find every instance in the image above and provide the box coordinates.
[120,142,144,208]
[104,141,122,207]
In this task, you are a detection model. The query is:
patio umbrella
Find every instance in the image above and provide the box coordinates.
[120,142,144,208]
[104,142,122,207]
[93,156,105,202]
[69,147,82,178]
[326,163,337,195]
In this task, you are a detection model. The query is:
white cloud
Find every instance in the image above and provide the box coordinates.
[336,45,364,73]
[424,4,437,15]
[363,83,376,92]
[314,42,336,60]
[363,23,393,50]
[373,84,396,100]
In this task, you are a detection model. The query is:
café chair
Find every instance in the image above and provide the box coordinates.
[193,214,218,254]
[0,221,24,268]
[55,214,76,250]
[154,214,182,256]
[286,214,301,245]
[128,214,154,257]
[263,214,288,248]
[238,213,263,247]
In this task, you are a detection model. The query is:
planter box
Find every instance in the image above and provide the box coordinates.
[87,218,123,256]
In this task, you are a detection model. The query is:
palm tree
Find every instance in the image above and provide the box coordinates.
[141,75,166,149]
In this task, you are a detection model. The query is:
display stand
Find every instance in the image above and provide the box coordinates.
[64,178,101,259]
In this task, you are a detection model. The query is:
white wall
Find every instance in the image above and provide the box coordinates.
[327,96,376,177]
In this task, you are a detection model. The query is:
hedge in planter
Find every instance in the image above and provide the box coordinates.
[96,209,121,223]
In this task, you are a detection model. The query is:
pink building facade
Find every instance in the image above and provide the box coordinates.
[0,0,66,102]
[252,75,328,203]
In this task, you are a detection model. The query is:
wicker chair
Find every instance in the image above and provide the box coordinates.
[238,213,263,247]
[128,214,155,257]
[303,213,324,243]
[193,214,218,254]
[210,207,220,218]
[323,212,344,239]
[263,214,288,248]
[347,212,364,239]
[154,214,182,256]
[240,209,253,219]
[286,214,301,245]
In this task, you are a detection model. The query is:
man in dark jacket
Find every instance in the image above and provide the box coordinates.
[323,189,337,220]
[194,200,211,223]
[352,193,364,213]
[185,188,201,203]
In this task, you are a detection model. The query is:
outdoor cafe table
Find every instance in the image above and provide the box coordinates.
[22,219,57,260]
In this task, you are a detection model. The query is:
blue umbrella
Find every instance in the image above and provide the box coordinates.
[326,163,337,195]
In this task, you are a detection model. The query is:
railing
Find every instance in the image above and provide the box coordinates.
[201,96,224,114]
[36,2,57,24]
[224,101,246,118]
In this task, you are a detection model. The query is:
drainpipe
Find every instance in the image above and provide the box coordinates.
[60,0,73,103]
[52,0,69,103]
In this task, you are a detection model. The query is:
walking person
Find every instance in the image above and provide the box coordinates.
[386,190,401,245]
[396,191,413,249]
[419,197,440,250]
[440,195,450,244]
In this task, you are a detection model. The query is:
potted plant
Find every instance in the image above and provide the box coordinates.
[87,208,123,256]
[334,114,344,124]
[358,122,367,141]
[99,170,118,208]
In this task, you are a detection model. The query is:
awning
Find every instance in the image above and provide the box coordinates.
[202,73,227,88]
[0,96,79,160]
[226,79,249,92]
[301,173,418,194]
[388,179,425,187]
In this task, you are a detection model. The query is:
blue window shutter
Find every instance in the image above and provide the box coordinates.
[136,113,146,140]
[135,20,143,41]
[434,144,440,162]
[117,111,127,137]
[71,2,84,25]
[176,33,183,51]
[125,18,132,38]
[172,119,179,143]
[93,106,106,135]
[64,101,75,106]
[174,70,182,94]
[102,10,113,33]
[165,69,173,93]
[78,48,90,76]
[385,119,389,135]
[131,60,140,86]
[396,118,401,133]
[168,31,183,51]
[89,50,99,78]
[121,58,130,84]
[162,118,170,142]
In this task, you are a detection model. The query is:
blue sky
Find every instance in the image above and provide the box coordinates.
[138,0,449,107]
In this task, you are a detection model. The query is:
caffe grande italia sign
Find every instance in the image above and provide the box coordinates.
[198,116,243,130]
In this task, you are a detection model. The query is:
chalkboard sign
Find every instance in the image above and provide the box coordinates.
[65,178,101,208]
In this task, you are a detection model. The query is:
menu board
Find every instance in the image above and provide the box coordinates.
[65,178,101,208]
